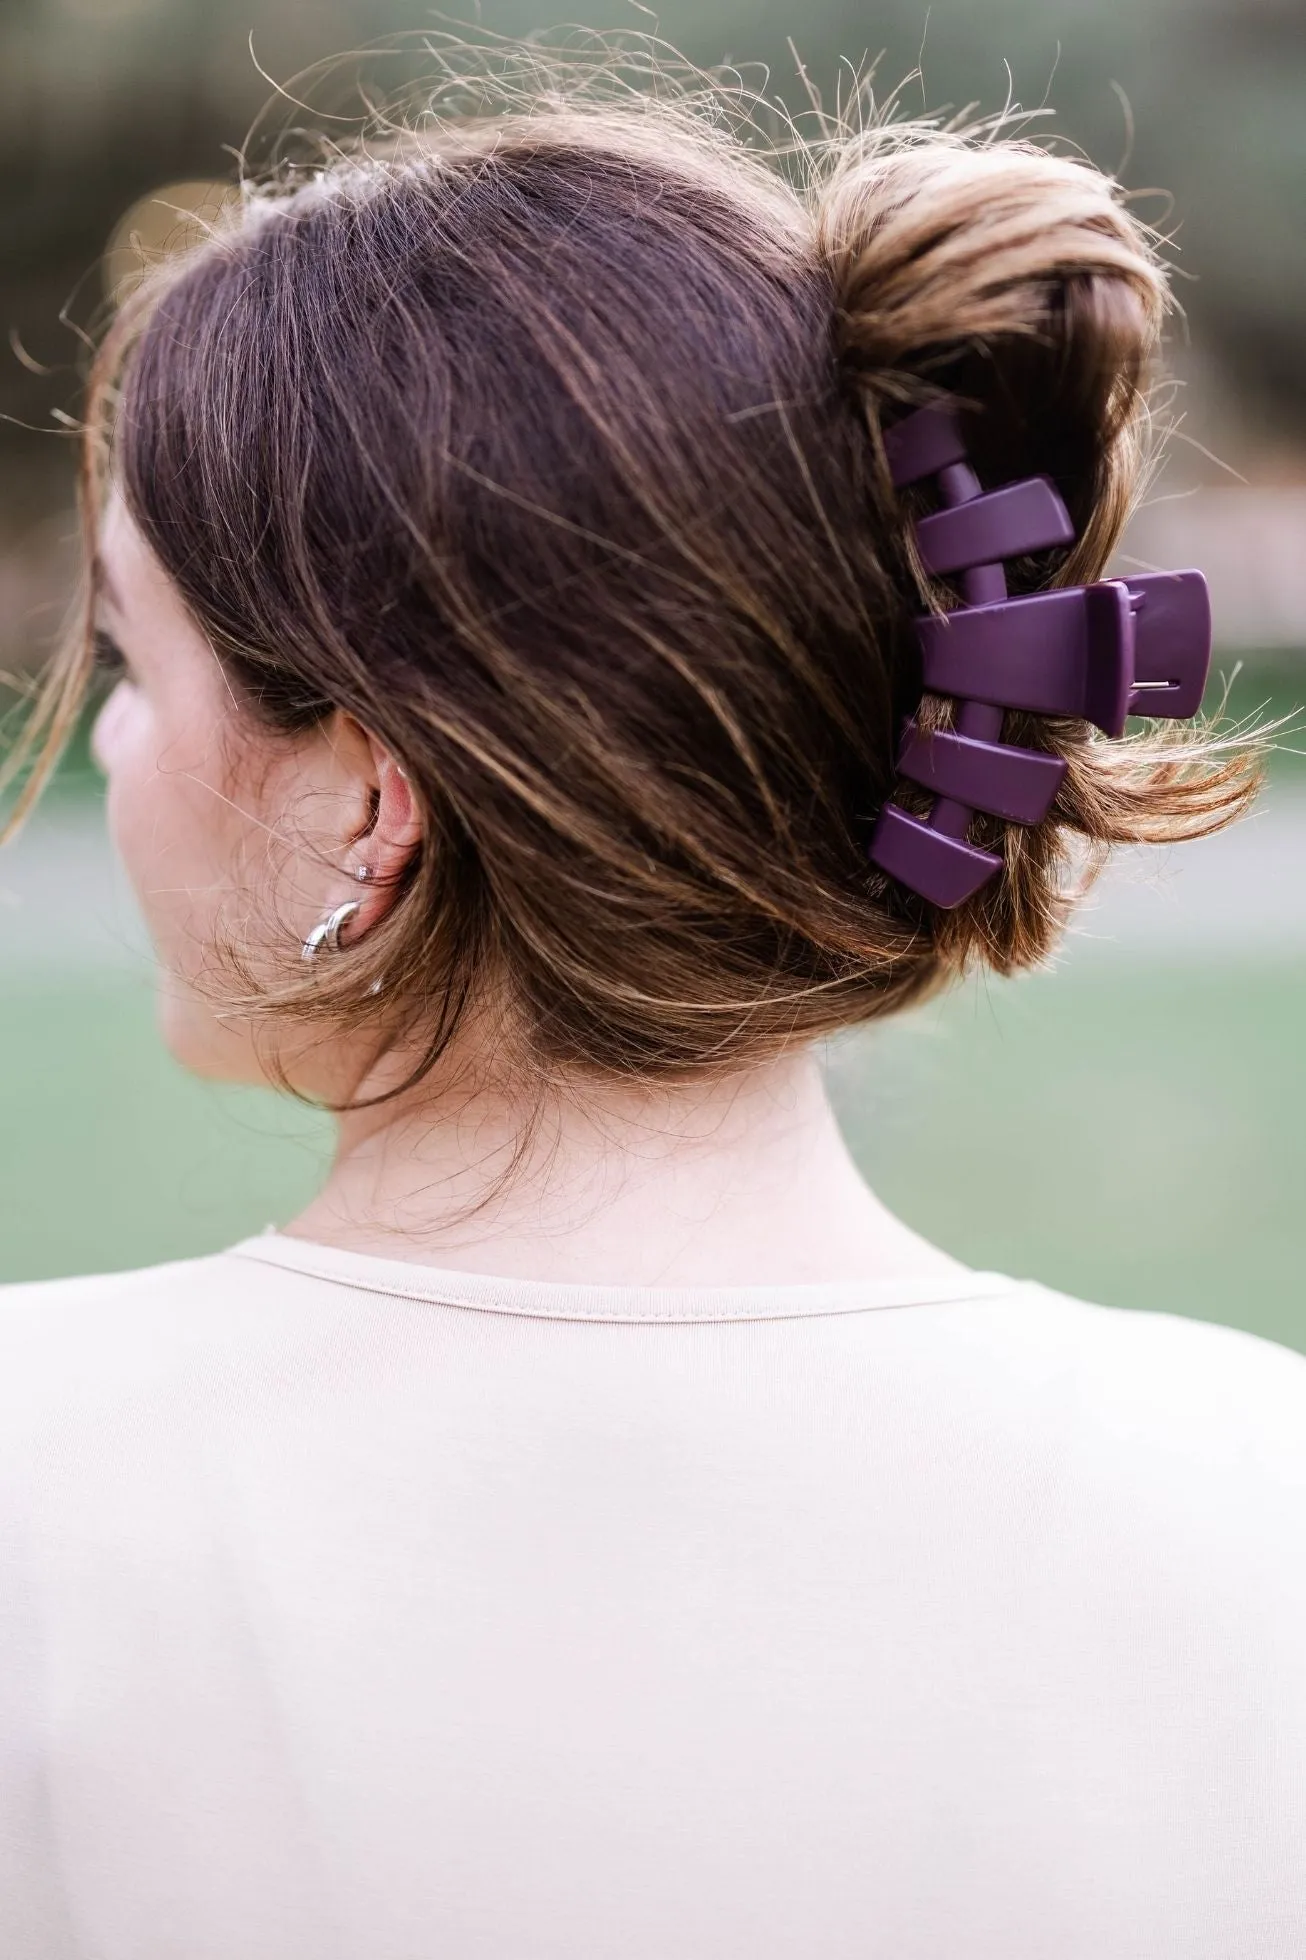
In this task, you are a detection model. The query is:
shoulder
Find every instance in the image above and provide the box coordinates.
[951,1279,1306,1453]
[867,1282,1306,1672]
[0,1250,243,1341]
[0,1249,297,1451]
[1016,1282,1306,1439]
[951,1282,1306,1554]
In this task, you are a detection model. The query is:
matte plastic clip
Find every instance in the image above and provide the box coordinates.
[918,581,1136,737]
[1123,571,1211,721]
[915,477,1075,576]
[883,403,969,487]
[870,804,1003,911]
[917,572,1212,740]
[895,724,1068,826]
[867,400,1212,913]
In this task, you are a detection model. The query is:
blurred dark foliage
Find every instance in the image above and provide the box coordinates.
[1,0,1303,534]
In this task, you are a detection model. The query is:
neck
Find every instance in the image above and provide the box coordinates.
[281,1034,964,1289]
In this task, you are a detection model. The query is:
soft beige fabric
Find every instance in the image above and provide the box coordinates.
[1,1231,1304,1959]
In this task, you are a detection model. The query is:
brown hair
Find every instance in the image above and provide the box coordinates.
[0,53,1262,1107]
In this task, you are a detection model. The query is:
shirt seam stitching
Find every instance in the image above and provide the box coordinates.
[218,1245,1027,1324]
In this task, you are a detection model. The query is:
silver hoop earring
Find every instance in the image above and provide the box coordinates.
[301,899,362,963]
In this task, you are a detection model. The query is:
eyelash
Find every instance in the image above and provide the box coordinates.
[92,628,132,683]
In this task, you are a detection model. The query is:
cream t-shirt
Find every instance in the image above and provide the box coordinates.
[1,1231,1304,1959]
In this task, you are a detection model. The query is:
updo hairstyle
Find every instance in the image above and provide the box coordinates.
[3,53,1259,1107]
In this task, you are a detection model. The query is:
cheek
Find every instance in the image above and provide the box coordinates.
[95,683,241,976]
[95,681,285,1086]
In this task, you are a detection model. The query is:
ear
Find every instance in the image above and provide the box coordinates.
[331,713,424,938]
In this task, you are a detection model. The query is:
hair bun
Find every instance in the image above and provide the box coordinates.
[819,131,1164,572]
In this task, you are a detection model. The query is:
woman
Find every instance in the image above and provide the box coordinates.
[2,62,1303,1958]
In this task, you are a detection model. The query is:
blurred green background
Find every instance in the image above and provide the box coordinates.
[1,0,1303,1345]
[2,956,1302,1353]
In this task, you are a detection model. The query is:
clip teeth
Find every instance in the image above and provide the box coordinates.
[869,403,1212,909]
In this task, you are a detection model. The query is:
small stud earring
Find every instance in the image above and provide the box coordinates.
[353,864,373,883]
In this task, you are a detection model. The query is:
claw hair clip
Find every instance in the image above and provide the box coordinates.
[867,400,1213,909]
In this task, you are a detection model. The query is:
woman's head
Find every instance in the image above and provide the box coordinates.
[6,68,1258,1109]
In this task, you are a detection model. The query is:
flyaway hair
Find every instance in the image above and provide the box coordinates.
[0,38,1265,1106]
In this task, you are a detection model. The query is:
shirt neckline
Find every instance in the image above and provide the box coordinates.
[221,1228,1023,1324]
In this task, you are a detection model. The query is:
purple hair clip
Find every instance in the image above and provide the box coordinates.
[867,401,1213,909]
